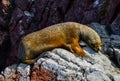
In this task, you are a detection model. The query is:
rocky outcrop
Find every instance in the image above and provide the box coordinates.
[0,64,57,81]
[0,44,120,80]
[0,31,10,72]
[0,23,120,81]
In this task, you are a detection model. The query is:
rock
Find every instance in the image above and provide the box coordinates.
[112,13,120,25]
[7,7,35,65]
[17,63,30,81]
[87,71,111,81]
[110,23,120,35]
[0,63,57,81]
[110,35,120,47]
[30,64,57,81]
[0,75,4,81]
[0,17,5,27]
[103,38,120,67]
[105,4,120,35]
[113,48,120,67]
[1,47,120,81]
[0,1,5,27]
[2,65,17,81]
[35,48,120,81]
[15,0,30,11]
[105,0,120,24]
[109,13,120,35]
[0,30,10,72]
[0,31,7,45]
[102,35,120,67]
[112,75,120,81]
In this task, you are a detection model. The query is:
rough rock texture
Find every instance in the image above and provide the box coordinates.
[0,0,5,27]
[36,48,120,81]
[0,30,10,72]
[0,47,120,80]
[0,64,57,81]
[30,64,57,81]
[0,23,120,81]
[0,0,12,71]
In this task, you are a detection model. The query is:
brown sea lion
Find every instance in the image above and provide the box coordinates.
[18,22,101,63]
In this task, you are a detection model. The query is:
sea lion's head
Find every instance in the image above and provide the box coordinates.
[87,33,101,52]
[89,40,101,52]
[87,36,101,52]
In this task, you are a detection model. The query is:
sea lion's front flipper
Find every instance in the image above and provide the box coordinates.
[65,37,86,57]
[71,43,86,57]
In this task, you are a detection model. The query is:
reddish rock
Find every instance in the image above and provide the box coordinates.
[30,64,57,81]
[0,75,5,81]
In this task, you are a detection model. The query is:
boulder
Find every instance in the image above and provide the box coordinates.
[1,47,120,81]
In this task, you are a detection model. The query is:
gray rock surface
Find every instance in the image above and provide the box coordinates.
[36,47,120,81]
[1,64,30,81]
[2,46,119,81]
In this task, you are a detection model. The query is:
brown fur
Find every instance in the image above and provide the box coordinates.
[18,22,101,63]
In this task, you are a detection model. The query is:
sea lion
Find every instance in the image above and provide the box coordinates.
[18,22,101,63]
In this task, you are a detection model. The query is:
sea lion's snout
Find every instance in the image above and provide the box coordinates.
[97,47,101,52]
[94,47,101,53]
[94,47,101,54]
[88,42,101,52]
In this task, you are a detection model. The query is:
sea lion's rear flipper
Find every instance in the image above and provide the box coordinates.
[22,59,36,64]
